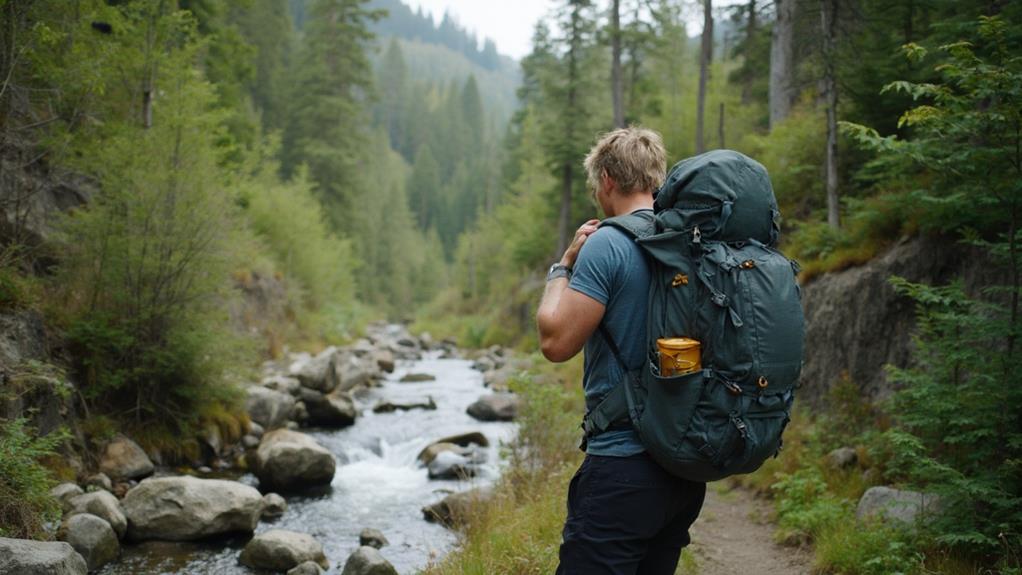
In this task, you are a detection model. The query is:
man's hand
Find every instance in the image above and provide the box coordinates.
[537,219,606,363]
[560,219,600,268]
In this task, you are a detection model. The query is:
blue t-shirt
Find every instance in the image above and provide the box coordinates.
[568,217,651,456]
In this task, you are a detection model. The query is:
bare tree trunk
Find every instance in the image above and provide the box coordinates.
[611,0,624,129]
[769,0,796,129]
[821,0,840,228]
[696,0,712,155]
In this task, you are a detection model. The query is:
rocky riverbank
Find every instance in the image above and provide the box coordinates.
[0,324,522,575]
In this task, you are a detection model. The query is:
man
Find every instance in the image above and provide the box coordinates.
[536,127,706,575]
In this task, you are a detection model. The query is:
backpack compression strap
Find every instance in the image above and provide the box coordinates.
[581,326,632,438]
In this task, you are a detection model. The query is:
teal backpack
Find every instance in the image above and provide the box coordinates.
[583,150,805,482]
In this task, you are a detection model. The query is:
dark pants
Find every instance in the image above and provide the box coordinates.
[555,452,706,575]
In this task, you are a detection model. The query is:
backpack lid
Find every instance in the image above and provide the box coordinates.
[654,150,780,246]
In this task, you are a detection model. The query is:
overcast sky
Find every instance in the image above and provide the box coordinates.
[405,0,552,60]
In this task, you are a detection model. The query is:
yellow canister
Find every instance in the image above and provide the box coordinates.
[656,337,702,377]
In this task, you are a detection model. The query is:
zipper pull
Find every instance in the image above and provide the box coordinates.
[692,226,702,245]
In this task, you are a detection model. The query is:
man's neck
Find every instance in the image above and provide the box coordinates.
[608,192,654,217]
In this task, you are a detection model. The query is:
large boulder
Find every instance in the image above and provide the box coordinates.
[301,388,357,428]
[122,476,263,541]
[0,537,87,574]
[333,353,375,392]
[466,393,519,422]
[239,529,329,572]
[340,545,398,575]
[856,486,943,526]
[246,386,297,430]
[57,513,119,571]
[99,436,154,481]
[252,429,336,491]
[422,487,492,527]
[291,347,339,393]
[66,490,127,539]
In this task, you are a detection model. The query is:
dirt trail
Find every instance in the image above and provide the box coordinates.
[686,483,813,575]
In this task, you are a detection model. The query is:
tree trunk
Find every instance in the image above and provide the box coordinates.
[718,102,725,149]
[769,0,796,129]
[696,0,712,155]
[741,0,757,104]
[611,0,624,129]
[557,1,583,256]
[821,0,840,228]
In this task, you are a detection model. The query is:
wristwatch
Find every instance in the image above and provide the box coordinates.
[547,263,572,282]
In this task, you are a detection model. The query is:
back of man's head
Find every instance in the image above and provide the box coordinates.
[584,127,667,196]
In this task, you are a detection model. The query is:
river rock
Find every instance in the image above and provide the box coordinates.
[372,396,436,413]
[417,442,461,465]
[0,537,87,574]
[239,529,329,572]
[246,386,297,430]
[292,347,340,393]
[243,434,261,449]
[399,372,435,383]
[301,388,357,427]
[427,451,478,480]
[252,429,336,491]
[372,349,395,373]
[416,432,489,464]
[358,527,389,549]
[333,353,375,392]
[856,486,943,526]
[66,490,127,539]
[471,356,495,372]
[83,472,113,493]
[263,375,302,396]
[466,393,519,421]
[287,561,325,575]
[99,436,154,481]
[58,513,119,571]
[341,545,398,575]
[262,492,288,519]
[422,487,492,527]
[122,476,263,541]
[51,482,84,510]
[826,447,859,469]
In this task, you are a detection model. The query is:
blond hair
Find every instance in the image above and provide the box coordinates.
[583,127,667,196]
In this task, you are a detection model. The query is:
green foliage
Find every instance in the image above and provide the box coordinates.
[239,145,356,312]
[0,419,68,540]
[50,3,251,428]
[773,467,852,542]
[424,357,584,575]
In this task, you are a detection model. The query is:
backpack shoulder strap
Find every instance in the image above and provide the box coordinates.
[598,209,656,240]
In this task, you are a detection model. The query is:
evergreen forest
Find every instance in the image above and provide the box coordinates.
[0,0,1020,573]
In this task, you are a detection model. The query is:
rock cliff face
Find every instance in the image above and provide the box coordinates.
[798,234,1002,407]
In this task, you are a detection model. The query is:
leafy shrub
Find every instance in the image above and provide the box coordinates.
[0,419,68,539]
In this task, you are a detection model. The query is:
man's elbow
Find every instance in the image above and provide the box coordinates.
[540,336,575,363]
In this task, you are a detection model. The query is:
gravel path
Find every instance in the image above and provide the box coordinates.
[686,483,813,575]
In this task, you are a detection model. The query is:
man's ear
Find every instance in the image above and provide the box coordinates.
[601,171,616,195]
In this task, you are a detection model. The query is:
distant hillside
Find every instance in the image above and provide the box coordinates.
[368,0,515,72]
[375,37,520,126]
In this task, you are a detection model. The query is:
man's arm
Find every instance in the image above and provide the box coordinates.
[537,220,606,362]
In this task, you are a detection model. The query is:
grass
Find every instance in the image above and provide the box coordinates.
[423,354,584,575]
